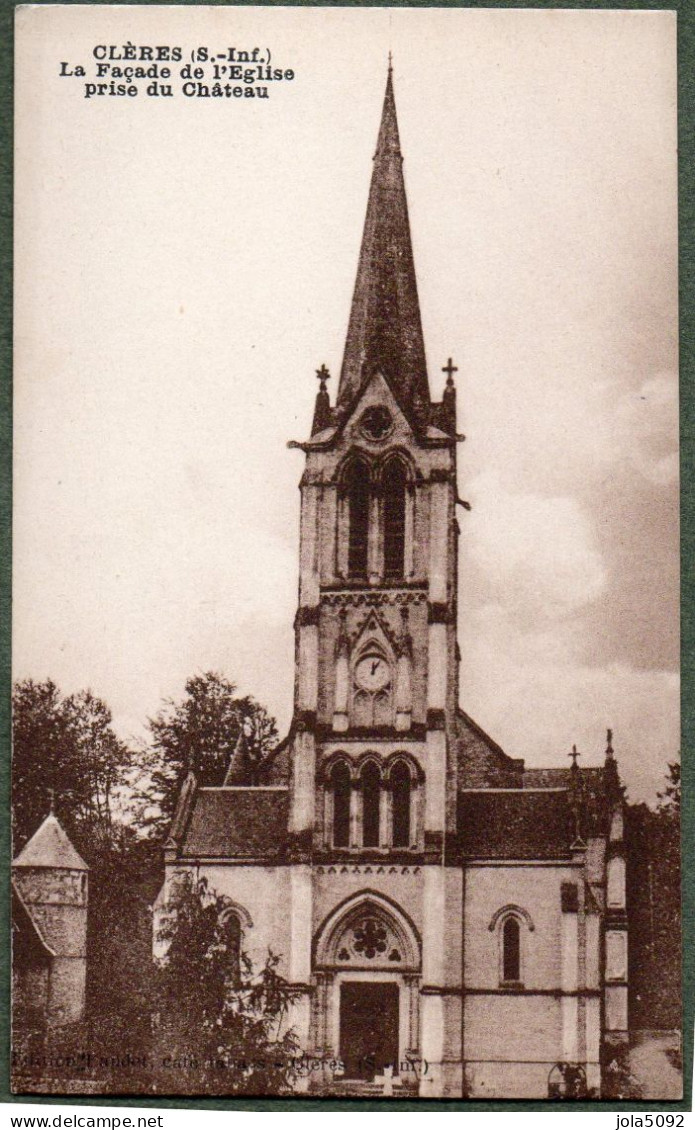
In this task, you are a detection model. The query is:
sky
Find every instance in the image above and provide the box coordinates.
[13,7,678,803]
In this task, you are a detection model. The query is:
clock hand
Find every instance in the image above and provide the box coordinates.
[371,660,379,676]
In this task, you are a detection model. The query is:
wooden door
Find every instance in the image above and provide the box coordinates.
[339,981,399,1081]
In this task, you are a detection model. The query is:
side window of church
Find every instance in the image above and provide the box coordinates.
[347,460,370,578]
[332,762,351,848]
[502,916,521,983]
[382,460,407,579]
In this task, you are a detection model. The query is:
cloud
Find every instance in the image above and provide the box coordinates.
[466,472,607,618]
[12,9,678,806]
[460,602,679,803]
[612,372,679,486]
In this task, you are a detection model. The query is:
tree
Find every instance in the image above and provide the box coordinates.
[626,758,682,1031]
[139,672,278,838]
[12,678,134,854]
[152,872,299,1095]
[86,826,164,1071]
[657,756,681,816]
[11,678,155,1088]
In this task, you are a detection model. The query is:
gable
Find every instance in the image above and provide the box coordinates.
[338,370,418,452]
[350,608,400,661]
[455,709,525,788]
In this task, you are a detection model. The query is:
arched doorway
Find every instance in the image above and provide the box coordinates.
[313,893,421,1084]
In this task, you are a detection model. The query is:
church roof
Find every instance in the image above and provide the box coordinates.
[458,789,575,859]
[523,765,603,790]
[524,766,609,837]
[458,762,611,857]
[12,813,88,871]
[179,787,289,859]
[337,66,431,424]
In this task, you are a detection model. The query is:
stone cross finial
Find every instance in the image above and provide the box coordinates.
[316,364,330,391]
[442,357,458,386]
[567,746,585,847]
[606,728,614,758]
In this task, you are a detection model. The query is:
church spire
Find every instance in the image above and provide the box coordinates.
[337,65,431,422]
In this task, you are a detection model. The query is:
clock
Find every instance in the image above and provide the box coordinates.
[354,654,391,692]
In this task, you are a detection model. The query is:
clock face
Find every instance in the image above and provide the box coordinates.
[354,654,391,692]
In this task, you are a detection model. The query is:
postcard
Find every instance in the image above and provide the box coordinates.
[11,5,681,1103]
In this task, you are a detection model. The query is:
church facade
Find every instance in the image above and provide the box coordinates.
[158,68,629,1099]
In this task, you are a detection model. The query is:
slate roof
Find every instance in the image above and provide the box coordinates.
[179,787,289,859]
[13,814,88,871]
[458,788,575,859]
[524,766,609,836]
[458,760,610,857]
[523,767,579,788]
[336,67,431,423]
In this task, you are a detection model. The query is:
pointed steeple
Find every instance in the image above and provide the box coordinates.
[337,65,430,422]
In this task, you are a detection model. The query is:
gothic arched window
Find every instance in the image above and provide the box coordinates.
[346,459,370,578]
[502,915,521,983]
[361,762,381,847]
[382,460,407,580]
[332,762,351,848]
[391,761,411,848]
[373,689,392,727]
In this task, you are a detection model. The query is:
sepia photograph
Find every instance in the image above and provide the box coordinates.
[11,5,681,1103]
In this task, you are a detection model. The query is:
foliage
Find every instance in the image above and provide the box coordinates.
[656,757,681,816]
[12,674,287,1095]
[86,827,163,1063]
[12,679,156,1088]
[547,1061,591,1099]
[626,760,682,1030]
[12,678,134,854]
[601,1046,643,1100]
[152,872,299,1095]
[138,671,278,837]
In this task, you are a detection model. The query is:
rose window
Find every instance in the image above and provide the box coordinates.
[359,406,393,442]
[333,913,404,965]
[353,917,388,959]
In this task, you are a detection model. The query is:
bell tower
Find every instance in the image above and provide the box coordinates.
[288,64,463,861]
[156,63,626,1101]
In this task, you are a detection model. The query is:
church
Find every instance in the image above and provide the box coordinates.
[157,66,629,1099]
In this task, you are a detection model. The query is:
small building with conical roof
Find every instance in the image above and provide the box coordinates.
[12,813,89,1037]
